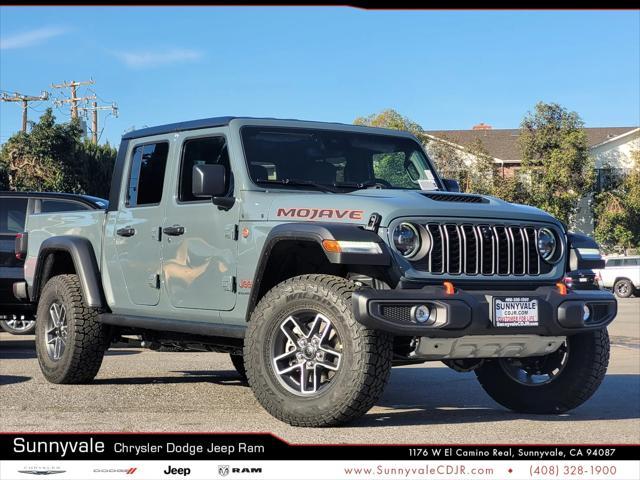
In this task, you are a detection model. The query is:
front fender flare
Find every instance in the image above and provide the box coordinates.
[246,222,391,320]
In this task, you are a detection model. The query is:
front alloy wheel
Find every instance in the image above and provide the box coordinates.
[499,342,569,386]
[244,274,393,427]
[475,329,609,414]
[271,311,342,396]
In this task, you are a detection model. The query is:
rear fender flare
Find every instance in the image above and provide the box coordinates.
[33,236,104,308]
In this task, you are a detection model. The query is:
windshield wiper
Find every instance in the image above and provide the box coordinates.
[332,181,379,191]
[254,178,340,193]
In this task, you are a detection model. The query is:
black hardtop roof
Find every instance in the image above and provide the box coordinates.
[120,116,409,141]
[122,116,237,140]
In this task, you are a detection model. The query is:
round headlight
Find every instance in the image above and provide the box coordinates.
[537,228,557,262]
[392,222,421,258]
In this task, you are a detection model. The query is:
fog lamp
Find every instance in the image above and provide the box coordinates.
[411,304,433,324]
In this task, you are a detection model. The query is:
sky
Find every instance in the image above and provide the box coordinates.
[1,7,639,146]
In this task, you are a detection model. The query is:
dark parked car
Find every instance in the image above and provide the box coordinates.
[564,270,601,291]
[0,191,108,335]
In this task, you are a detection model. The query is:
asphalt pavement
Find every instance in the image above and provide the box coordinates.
[1,298,638,444]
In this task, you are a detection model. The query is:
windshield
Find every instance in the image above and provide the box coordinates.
[241,126,441,191]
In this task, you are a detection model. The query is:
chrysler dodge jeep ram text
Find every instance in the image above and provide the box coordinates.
[16,117,617,426]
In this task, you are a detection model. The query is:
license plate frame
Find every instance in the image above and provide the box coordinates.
[493,296,539,328]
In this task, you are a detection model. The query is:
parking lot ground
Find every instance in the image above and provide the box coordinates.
[1,298,638,444]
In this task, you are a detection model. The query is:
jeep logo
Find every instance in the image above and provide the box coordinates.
[163,466,190,476]
[277,208,363,221]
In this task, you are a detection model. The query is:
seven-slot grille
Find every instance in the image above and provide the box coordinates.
[413,223,553,276]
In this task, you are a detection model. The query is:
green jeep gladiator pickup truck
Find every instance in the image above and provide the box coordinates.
[16,117,617,427]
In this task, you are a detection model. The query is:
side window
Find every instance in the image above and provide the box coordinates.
[127,142,169,207]
[41,199,89,213]
[179,136,230,202]
[607,259,621,267]
[0,198,28,233]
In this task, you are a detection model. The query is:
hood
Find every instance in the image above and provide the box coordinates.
[245,189,561,228]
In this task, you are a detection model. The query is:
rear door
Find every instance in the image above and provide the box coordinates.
[112,139,171,306]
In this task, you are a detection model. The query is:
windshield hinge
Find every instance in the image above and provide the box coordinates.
[225,224,238,241]
[365,212,382,233]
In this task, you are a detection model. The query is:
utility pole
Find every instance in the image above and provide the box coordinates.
[0,91,49,132]
[51,79,96,119]
[77,101,119,143]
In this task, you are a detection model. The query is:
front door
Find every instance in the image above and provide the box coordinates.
[113,139,170,306]
[162,130,238,311]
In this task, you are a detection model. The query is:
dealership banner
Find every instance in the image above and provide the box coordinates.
[1,434,639,480]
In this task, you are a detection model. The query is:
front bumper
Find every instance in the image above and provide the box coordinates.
[353,285,617,337]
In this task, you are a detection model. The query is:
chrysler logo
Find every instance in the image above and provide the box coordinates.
[18,471,65,476]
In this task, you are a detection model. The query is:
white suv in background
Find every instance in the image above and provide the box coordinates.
[598,256,640,298]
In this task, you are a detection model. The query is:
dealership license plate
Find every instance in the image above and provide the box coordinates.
[493,297,539,327]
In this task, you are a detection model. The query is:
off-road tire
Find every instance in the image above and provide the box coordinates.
[229,353,247,381]
[0,318,36,335]
[244,274,393,427]
[35,274,110,384]
[614,279,634,298]
[475,329,610,414]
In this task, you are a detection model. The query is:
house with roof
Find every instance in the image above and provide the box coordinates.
[422,124,640,234]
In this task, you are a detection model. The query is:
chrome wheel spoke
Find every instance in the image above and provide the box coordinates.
[280,316,305,345]
[46,302,67,361]
[307,314,328,339]
[300,364,317,394]
[274,349,297,363]
[49,304,60,327]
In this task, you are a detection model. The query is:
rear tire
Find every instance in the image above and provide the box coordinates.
[35,275,111,384]
[614,279,634,298]
[244,274,393,427]
[475,329,609,414]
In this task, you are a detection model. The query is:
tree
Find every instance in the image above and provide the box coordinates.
[593,149,640,253]
[423,135,467,185]
[0,109,116,198]
[354,109,425,136]
[354,109,515,197]
[518,102,595,226]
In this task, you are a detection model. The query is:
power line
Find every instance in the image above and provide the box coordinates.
[77,101,119,144]
[51,79,96,119]
[0,90,49,132]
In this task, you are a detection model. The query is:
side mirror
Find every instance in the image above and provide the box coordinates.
[443,178,460,192]
[192,164,235,209]
[192,164,227,198]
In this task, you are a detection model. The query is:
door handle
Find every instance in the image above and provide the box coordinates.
[116,226,136,237]
[163,225,185,236]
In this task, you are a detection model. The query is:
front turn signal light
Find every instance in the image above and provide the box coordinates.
[556,282,568,296]
[443,281,455,295]
[321,240,382,254]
